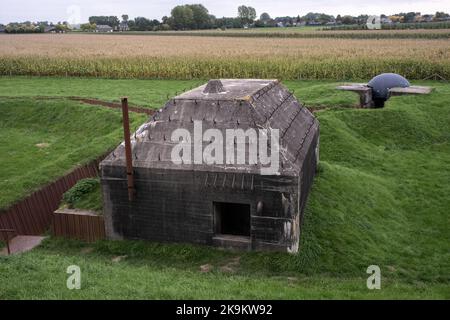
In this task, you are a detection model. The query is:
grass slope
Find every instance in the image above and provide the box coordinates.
[0,78,448,299]
[299,90,450,282]
[0,76,203,109]
[0,98,147,209]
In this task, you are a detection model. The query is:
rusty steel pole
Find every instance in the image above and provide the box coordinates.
[121,97,135,202]
[6,233,10,255]
[0,229,14,255]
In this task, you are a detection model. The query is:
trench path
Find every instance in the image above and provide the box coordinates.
[4,95,334,114]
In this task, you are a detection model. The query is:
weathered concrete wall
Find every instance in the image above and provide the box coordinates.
[101,165,309,252]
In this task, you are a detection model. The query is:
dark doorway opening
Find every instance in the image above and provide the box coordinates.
[214,202,251,237]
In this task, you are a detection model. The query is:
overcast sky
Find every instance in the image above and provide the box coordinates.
[1,0,449,24]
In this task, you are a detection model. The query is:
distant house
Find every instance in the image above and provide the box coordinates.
[381,17,393,24]
[96,25,113,33]
[44,26,57,33]
[0,25,5,33]
[119,21,129,32]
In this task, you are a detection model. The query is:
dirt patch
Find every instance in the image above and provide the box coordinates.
[287,277,299,286]
[387,265,396,272]
[200,264,213,273]
[1,96,155,115]
[112,255,128,263]
[70,97,155,115]
[36,142,50,148]
[219,256,241,274]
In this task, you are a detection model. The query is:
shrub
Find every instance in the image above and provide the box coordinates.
[63,178,99,208]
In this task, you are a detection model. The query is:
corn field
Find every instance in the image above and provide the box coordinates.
[0,34,449,80]
[118,29,450,39]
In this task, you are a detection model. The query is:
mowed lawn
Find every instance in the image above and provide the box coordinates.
[0,77,449,299]
[0,76,204,109]
[0,97,147,209]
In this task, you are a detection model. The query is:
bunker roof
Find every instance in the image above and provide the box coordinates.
[101,79,319,177]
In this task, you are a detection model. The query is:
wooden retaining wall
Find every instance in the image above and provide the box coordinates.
[52,209,105,242]
[0,158,103,241]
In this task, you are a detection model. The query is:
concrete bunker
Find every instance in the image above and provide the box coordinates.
[100,79,319,253]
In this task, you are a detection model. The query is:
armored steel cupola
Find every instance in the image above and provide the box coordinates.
[368,73,410,107]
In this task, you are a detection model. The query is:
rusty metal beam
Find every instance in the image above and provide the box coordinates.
[121,97,135,202]
[0,229,15,255]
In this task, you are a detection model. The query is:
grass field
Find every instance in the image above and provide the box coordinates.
[0,33,449,80]
[0,77,448,299]
[0,238,448,299]
[0,97,146,209]
[0,76,204,108]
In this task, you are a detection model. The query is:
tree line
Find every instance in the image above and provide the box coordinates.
[85,6,450,31]
[2,4,449,33]
[1,21,70,33]
[83,5,259,31]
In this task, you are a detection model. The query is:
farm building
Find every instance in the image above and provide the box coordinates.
[96,25,113,33]
[100,79,319,253]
